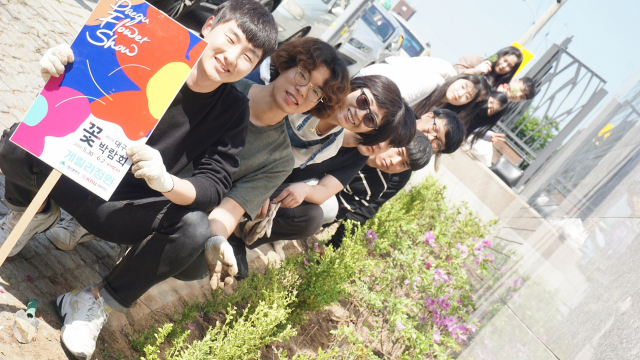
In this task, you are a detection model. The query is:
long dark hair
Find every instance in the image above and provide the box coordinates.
[467,91,508,145]
[488,46,523,86]
[351,75,416,148]
[412,74,490,126]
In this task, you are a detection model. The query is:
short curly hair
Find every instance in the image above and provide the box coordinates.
[270,38,350,119]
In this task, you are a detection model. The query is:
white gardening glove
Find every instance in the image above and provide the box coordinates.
[204,235,239,291]
[475,60,492,75]
[126,144,174,193]
[40,44,74,82]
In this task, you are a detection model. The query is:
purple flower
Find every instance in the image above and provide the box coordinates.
[200,312,204,317]
[433,329,441,343]
[400,265,405,270]
[304,260,309,266]
[456,243,469,257]
[511,277,523,289]
[424,231,436,247]
[395,320,405,331]
[187,324,195,330]
[314,242,319,250]
[483,239,493,247]
[260,269,265,274]
[365,230,378,241]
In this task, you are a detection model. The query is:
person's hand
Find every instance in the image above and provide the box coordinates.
[40,44,74,82]
[127,144,174,193]
[204,236,239,291]
[497,83,510,94]
[490,133,506,143]
[256,199,270,219]
[475,60,492,75]
[273,183,310,208]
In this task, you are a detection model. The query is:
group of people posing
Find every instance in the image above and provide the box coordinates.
[0,0,536,358]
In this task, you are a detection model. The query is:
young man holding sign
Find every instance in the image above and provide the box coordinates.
[0,0,277,358]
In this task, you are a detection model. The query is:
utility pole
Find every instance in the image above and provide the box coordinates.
[518,0,567,46]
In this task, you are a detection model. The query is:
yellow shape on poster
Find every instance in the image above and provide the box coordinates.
[147,62,191,119]
[512,41,535,77]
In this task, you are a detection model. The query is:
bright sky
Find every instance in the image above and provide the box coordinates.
[395,0,640,93]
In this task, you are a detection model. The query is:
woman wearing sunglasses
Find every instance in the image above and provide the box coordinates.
[288,75,416,169]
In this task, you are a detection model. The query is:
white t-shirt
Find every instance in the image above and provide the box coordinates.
[359,56,457,107]
[287,113,345,168]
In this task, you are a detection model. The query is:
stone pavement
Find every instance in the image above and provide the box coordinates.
[0,0,96,129]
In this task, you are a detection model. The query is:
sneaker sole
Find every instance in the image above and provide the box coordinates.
[8,204,61,257]
[46,231,97,251]
[56,290,92,360]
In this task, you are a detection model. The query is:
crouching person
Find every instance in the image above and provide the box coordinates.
[170,37,351,287]
[0,1,278,358]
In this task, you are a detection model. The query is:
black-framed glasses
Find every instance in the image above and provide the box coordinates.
[430,118,444,152]
[356,87,378,130]
[294,68,324,103]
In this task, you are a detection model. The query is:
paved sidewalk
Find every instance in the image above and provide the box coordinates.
[0,0,96,129]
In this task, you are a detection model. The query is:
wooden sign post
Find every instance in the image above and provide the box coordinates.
[0,170,61,267]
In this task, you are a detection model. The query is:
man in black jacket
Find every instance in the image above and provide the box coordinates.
[0,0,277,358]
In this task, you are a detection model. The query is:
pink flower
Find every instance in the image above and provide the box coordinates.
[425,261,431,270]
[395,320,405,331]
[433,269,450,284]
[424,231,436,247]
[433,329,441,343]
[304,260,309,266]
[187,324,195,330]
[375,285,380,291]
[486,252,495,263]
[483,239,492,248]
[404,279,410,285]
[314,242,319,250]
[260,269,265,274]
[456,243,469,257]
[468,324,478,333]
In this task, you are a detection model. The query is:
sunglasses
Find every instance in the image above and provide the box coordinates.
[356,87,378,130]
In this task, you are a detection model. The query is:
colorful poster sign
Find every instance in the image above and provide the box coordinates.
[10,0,207,200]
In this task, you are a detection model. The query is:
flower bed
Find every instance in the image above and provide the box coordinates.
[134,176,495,360]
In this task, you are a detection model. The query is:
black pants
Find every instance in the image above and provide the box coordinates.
[0,124,211,311]
[328,170,413,248]
[176,183,324,281]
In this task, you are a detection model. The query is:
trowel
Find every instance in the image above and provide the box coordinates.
[13,299,39,344]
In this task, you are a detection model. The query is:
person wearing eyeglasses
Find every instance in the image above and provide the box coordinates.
[325,109,465,250]
[287,74,416,169]
[196,76,417,281]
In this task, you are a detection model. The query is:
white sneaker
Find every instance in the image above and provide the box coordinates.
[45,216,96,251]
[0,199,61,257]
[57,287,110,360]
